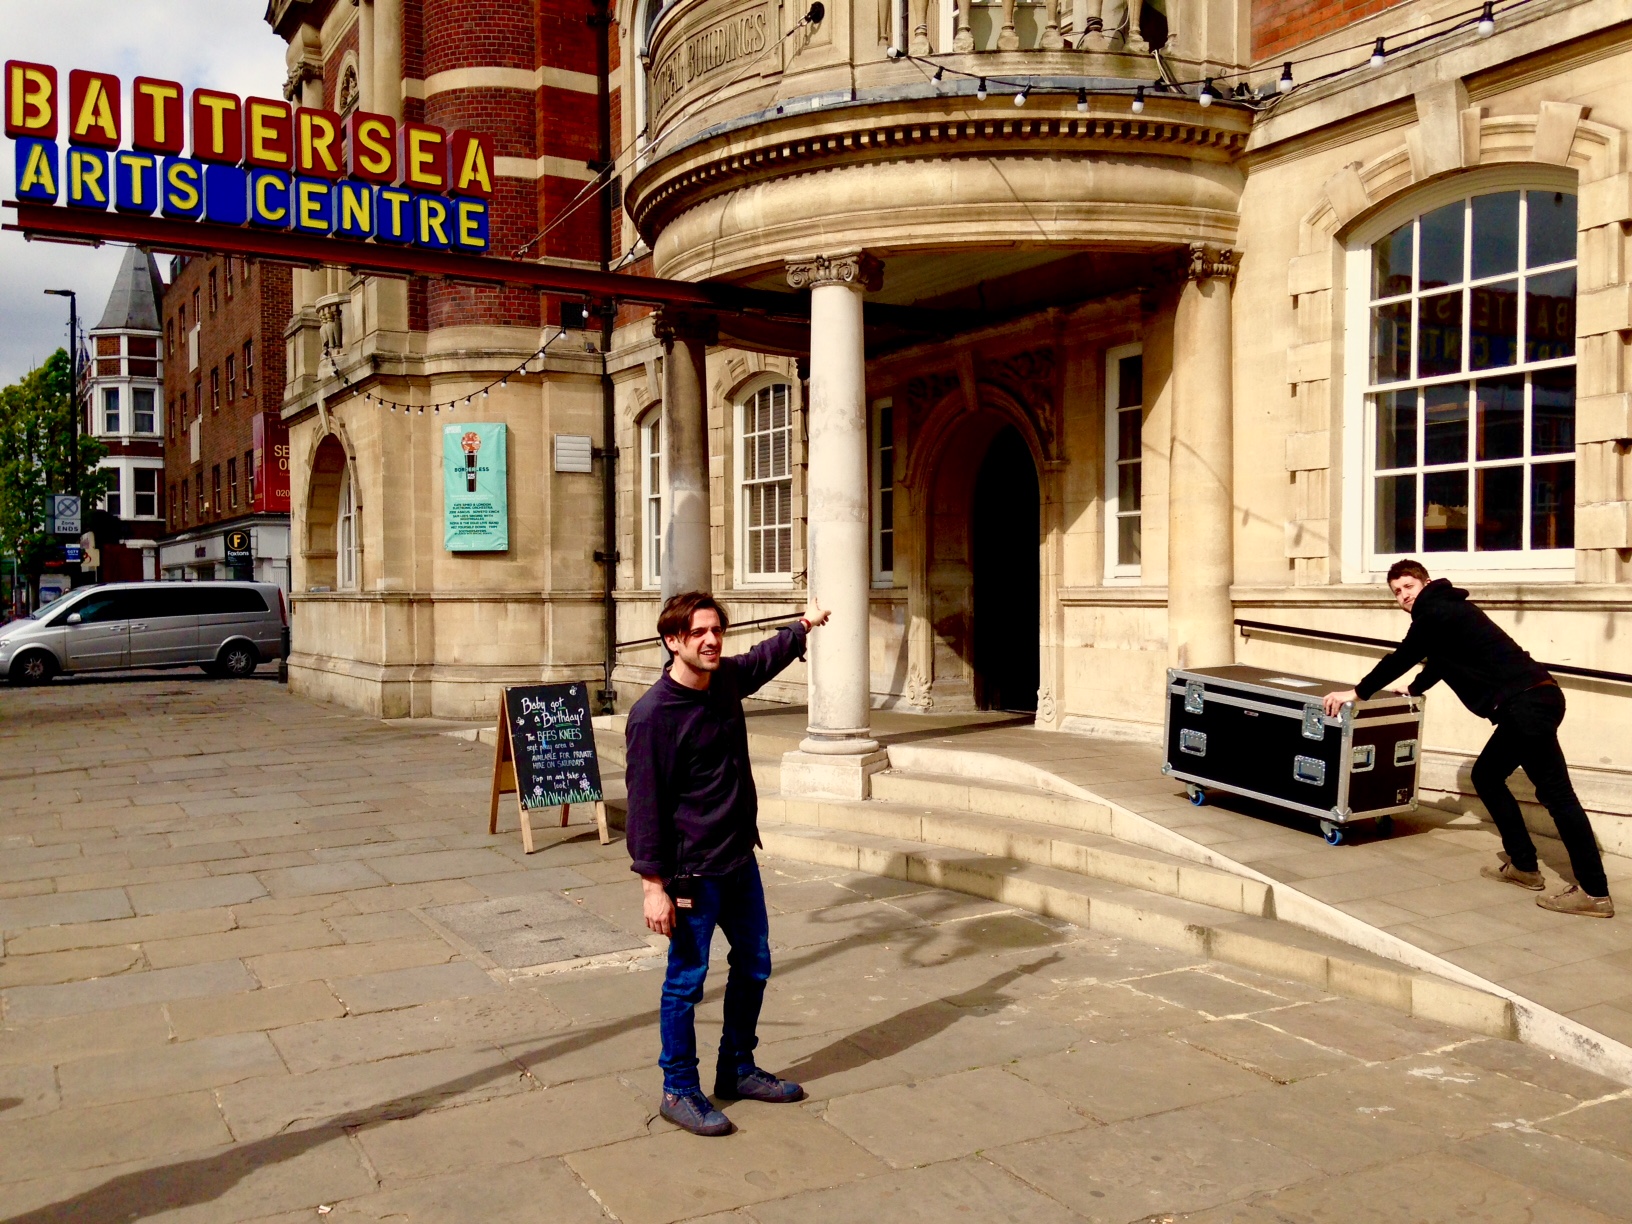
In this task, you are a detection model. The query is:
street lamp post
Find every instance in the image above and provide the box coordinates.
[43,289,79,495]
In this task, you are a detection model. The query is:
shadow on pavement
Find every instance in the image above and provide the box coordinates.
[4,889,1034,1222]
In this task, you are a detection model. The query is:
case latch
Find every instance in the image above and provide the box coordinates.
[1184,681,1205,714]
[1302,705,1326,740]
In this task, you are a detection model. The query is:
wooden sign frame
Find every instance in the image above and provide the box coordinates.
[488,692,610,852]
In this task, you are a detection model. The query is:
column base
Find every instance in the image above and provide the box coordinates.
[779,749,890,800]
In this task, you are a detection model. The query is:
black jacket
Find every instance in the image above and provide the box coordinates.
[1355,579,1551,720]
[623,623,807,878]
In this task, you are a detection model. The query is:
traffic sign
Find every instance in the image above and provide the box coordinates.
[63,544,81,563]
[49,494,81,535]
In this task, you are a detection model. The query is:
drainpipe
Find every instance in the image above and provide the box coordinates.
[592,0,619,715]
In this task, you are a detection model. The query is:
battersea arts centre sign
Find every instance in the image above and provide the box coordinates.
[7,63,495,252]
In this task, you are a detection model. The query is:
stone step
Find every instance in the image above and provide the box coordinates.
[759,793,1272,918]
[756,822,1514,1041]
[871,768,1113,834]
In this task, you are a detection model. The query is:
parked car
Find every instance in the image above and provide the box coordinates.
[0,581,288,684]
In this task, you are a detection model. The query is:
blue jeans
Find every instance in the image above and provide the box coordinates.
[658,860,772,1096]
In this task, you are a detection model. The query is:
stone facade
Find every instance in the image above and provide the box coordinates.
[269,0,1632,821]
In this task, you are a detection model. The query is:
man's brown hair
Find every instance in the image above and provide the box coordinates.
[1386,558,1431,585]
[658,591,729,642]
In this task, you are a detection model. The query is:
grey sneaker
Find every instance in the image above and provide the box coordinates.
[714,1066,806,1103]
[1537,886,1615,919]
[660,1091,735,1136]
[1481,855,1544,891]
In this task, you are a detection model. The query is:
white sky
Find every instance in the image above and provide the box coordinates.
[0,0,288,385]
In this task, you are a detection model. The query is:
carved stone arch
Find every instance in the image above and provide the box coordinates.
[303,425,360,590]
[903,377,1050,497]
[1299,106,1623,253]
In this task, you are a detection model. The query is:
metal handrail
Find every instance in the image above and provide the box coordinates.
[614,612,801,651]
[1234,618,1632,686]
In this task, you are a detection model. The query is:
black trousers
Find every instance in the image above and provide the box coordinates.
[1470,686,1609,898]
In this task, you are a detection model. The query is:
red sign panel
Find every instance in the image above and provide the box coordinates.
[252,412,291,514]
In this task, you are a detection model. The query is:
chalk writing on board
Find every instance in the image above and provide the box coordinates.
[504,683,604,810]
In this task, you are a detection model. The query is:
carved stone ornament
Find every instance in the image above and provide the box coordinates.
[652,309,718,348]
[1036,685,1056,724]
[283,61,323,103]
[904,371,961,427]
[786,252,885,293]
[980,346,1059,459]
[315,294,346,353]
[1187,243,1237,284]
[905,666,935,711]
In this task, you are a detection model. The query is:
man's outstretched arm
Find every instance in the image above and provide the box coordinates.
[732,599,831,696]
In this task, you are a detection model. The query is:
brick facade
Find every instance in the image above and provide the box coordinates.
[1253,0,1412,59]
[161,257,292,537]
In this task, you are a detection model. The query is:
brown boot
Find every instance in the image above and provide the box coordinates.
[1537,886,1615,918]
[1481,855,1544,892]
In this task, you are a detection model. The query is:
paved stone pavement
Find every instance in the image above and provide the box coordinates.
[1,677,1631,1223]
[733,706,1632,1052]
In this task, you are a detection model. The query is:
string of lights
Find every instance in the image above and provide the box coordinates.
[322,327,569,415]
[889,0,1527,111]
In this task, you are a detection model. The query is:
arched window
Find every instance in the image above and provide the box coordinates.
[639,407,663,588]
[738,381,794,580]
[336,464,359,591]
[631,0,666,155]
[1349,179,1577,574]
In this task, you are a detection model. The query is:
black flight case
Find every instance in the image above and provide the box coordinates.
[1160,665,1424,845]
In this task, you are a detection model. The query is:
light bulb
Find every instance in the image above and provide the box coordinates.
[1077,88,1088,113]
[1278,63,1293,93]
[976,77,987,100]
[1477,1,1494,35]
[1198,78,1214,107]
[1014,85,1029,107]
[933,65,944,82]
[1131,85,1145,113]
[1370,37,1385,67]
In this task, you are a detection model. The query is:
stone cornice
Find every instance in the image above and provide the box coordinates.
[627,97,1252,244]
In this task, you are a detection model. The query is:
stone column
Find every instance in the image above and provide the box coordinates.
[781,252,888,798]
[655,311,715,602]
[1167,243,1237,670]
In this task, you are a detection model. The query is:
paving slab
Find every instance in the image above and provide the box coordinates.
[1,958,255,1021]
[0,887,133,930]
[325,1156,608,1223]
[56,1030,286,1107]
[330,960,501,1013]
[1010,1032,1268,1122]
[0,1090,234,1181]
[168,981,346,1041]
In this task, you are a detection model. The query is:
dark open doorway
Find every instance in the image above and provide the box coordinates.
[971,426,1040,712]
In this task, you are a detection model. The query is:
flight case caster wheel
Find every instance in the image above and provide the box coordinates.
[1320,820,1346,846]
[1185,785,1207,806]
[1375,814,1395,837]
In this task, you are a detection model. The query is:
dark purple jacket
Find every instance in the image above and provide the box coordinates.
[624,623,807,878]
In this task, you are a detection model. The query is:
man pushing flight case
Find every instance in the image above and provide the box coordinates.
[1163,663,1424,846]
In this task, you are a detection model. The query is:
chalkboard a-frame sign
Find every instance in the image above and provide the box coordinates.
[488,684,610,852]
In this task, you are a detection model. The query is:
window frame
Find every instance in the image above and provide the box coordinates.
[734,377,797,586]
[871,397,895,585]
[1103,342,1145,582]
[1341,166,1579,583]
[638,406,664,590]
[336,464,360,591]
[101,385,120,434]
[132,387,156,434]
[132,466,160,518]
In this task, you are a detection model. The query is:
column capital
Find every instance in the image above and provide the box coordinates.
[653,308,718,348]
[786,251,884,293]
[1186,244,1237,285]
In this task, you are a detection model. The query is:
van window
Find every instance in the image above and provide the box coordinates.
[193,588,271,615]
[126,587,198,620]
[67,592,135,624]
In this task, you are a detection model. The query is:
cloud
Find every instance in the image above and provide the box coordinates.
[0,0,287,385]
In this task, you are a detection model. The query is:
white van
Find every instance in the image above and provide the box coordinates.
[0,582,288,684]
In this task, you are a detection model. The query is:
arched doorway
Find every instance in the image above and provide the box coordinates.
[971,426,1040,711]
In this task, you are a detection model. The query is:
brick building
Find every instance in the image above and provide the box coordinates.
[85,246,168,582]
[159,255,294,591]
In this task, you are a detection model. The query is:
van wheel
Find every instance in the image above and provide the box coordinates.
[9,651,57,686]
[216,643,259,678]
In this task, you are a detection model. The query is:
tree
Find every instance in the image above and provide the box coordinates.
[0,349,113,606]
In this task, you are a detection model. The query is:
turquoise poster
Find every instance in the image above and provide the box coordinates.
[443,422,509,551]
